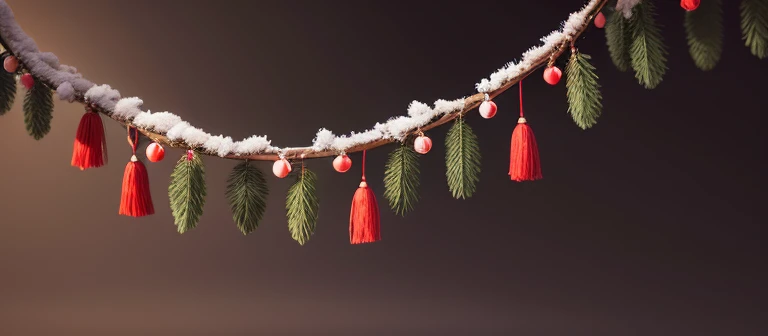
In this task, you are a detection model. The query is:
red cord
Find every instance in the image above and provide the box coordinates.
[519,80,524,118]
[361,149,367,181]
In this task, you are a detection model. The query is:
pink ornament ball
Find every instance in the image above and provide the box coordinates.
[273,158,292,178]
[333,154,352,173]
[594,12,606,29]
[20,73,34,89]
[543,66,562,86]
[479,101,497,119]
[414,135,432,154]
[681,0,700,11]
[146,142,165,162]
[3,55,18,73]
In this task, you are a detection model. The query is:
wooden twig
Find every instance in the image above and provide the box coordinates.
[8,0,608,162]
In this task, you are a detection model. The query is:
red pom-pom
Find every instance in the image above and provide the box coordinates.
[414,135,432,154]
[681,0,700,11]
[479,101,497,119]
[273,158,292,178]
[349,150,380,244]
[509,118,542,182]
[146,142,165,162]
[594,12,606,28]
[71,109,107,170]
[119,155,155,217]
[3,55,18,73]
[333,154,352,173]
[20,73,34,89]
[543,66,562,85]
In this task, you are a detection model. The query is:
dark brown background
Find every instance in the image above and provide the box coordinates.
[1,0,765,335]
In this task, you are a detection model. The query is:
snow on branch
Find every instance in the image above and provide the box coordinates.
[0,0,621,160]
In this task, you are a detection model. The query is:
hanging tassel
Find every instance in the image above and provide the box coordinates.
[119,127,154,217]
[349,150,381,244]
[509,80,543,181]
[71,104,107,170]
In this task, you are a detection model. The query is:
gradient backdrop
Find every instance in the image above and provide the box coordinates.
[1,1,766,335]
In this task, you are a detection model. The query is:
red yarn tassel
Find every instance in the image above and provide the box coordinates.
[119,127,154,217]
[509,81,542,181]
[71,106,107,170]
[349,150,381,244]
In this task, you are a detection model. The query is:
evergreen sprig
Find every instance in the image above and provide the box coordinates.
[0,70,15,115]
[605,9,632,72]
[383,143,420,216]
[740,0,768,59]
[628,1,668,89]
[566,51,602,130]
[685,0,723,71]
[169,151,207,234]
[23,77,53,140]
[226,161,269,235]
[445,118,481,199]
[286,166,319,245]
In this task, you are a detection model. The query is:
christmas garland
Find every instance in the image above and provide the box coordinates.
[0,0,765,244]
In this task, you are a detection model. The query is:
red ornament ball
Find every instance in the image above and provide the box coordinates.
[333,154,352,173]
[414,135,432,154]
[479,101,497,119]
[145,142,165,162]
[543,66,562,85]
[680,0,700,11]
[272,158,292,178]
[594,12,606,29]
[20,73,34,89]
[3,55,18,73]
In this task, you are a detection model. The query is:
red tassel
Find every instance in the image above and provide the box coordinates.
[349,150,381,244]
[119,127,154,217]
[509,81,542,181]
[71,106,107,170]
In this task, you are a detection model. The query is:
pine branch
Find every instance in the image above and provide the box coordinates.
[566,51,603,130]
[286,166,319,245]
[628,1,668,89]
[0,70,15,115]
[23,78,53,140]
[383,143,420,216]
[605,9,632,72]
[226,161,269,235]
[445,118,481,199]
[685,0,723,71]
[740,0,768,59]
[169,151,207,234]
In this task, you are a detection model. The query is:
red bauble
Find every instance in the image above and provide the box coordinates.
[272,158,292,178]
[414,135,432,154]
[333,154,352,173]
[594,12,606,29]
[146,142,165,162]
[479,101,497,119]
[3,55,18,73]
[20,73,34,89]
[681,0,700,11]
[543,66,562,85]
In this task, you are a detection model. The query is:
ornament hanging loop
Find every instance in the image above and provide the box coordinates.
[126,125,139,155]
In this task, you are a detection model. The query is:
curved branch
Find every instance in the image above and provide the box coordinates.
[0,0,607,161]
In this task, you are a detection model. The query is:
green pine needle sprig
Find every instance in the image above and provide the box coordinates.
[0,70,15,115]
[566,51,603,130]
[740,0,768,59]
[286,166,319,245]
[23,77,53,140]
[383,143,420,216]
[445,118,481,199]
[226,161,269,235]
[685,0,723,71]
[605,9,632,72]
[169,151,207,234]
[629,1,668,89]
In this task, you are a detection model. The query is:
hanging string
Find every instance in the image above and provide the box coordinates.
[361,149,367,181]
[126,126,139,155]
[519,80,525,118]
